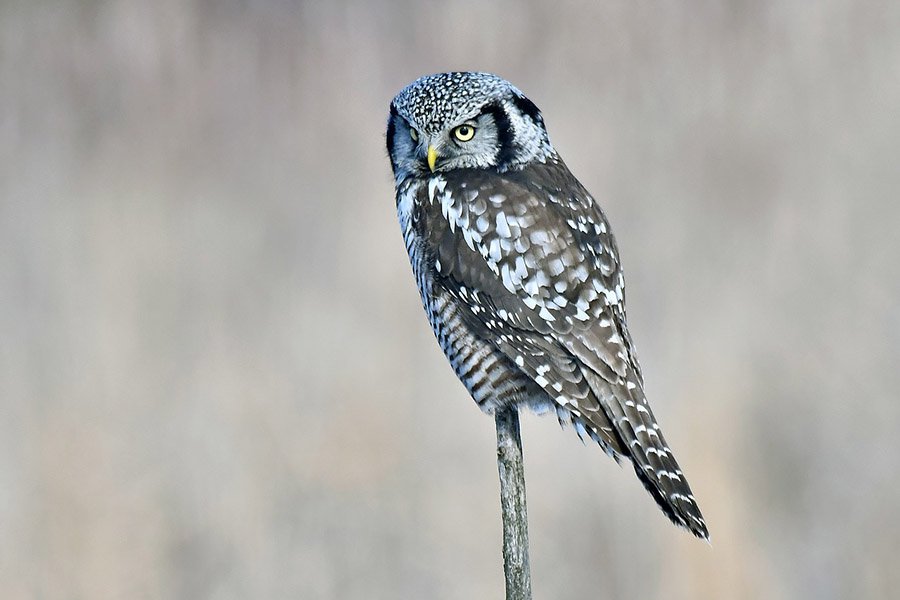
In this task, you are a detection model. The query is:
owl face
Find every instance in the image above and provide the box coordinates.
[387,72,555,183]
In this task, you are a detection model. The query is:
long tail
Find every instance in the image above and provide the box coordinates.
[581,369,709,539]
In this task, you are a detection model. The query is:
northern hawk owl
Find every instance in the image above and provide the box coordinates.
[386,72,708,539]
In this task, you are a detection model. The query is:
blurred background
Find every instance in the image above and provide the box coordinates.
[2,1,899,598]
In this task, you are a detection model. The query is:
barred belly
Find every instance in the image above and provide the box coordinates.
[425,285,536,413]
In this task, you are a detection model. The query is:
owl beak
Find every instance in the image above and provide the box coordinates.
[427,145,438,172]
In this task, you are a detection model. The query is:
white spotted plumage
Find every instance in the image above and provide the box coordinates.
[387,72,708,539]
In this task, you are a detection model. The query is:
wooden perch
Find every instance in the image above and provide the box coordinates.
[495,406,532,600]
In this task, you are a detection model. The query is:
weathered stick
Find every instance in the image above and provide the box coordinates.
[495,406,532,600]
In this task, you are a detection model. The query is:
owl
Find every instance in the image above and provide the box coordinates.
[386,72,708,539]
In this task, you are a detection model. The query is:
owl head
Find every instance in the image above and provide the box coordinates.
[387,72,556,183]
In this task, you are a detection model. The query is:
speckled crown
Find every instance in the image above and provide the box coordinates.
[391,72,522,134]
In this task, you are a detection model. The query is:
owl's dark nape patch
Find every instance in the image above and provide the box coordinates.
[511,94,544,127]
[480,101,517,169]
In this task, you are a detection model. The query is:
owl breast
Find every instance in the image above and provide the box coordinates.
[396,180,545,414]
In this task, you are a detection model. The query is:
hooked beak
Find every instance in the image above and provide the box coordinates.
[427,145,438,173]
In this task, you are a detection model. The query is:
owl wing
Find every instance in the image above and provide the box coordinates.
[425,162,708,538]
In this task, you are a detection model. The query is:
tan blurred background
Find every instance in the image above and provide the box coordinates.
[2,1,899,598]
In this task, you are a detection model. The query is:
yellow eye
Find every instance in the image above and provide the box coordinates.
[409,128,419,142]
[453,124,476,142]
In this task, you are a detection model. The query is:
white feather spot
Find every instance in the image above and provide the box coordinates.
[548,258,565,277]
[496,212,511,238]
[462,226,477,251]
[488,238,502,265]
[529,230,550,245]
[514,256,528,281]
[573,264,589,282]
[427,176,446,203]
[500,264,515,293]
